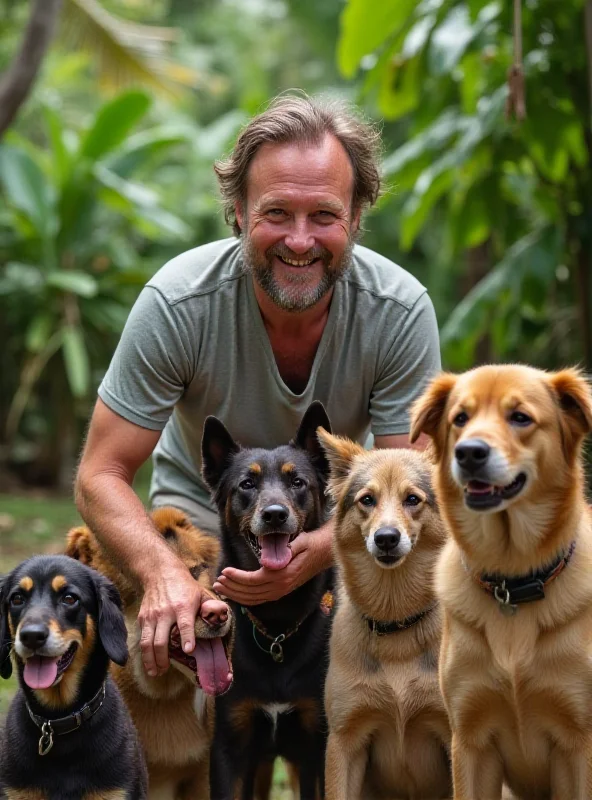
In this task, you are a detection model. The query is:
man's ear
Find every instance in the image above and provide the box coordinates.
[0,576,13,679]
[410,374,457,445]
[201,416,240,492]
[547,368,592,458]
[317,429,364,498]
[95,574,128,667]
[291,402,332,480]
[234,202,244,234]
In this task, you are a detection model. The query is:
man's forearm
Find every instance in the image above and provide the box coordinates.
[315,515,336,572]
[75,470,184,585]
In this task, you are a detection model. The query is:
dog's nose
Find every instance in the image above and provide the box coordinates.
[374,527,401,551]
[455,439,491,471]
[19,623,49,651]
[262,504,289,526]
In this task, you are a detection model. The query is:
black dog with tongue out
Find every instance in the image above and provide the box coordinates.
[0,554,147,799]
[202,401,334,800]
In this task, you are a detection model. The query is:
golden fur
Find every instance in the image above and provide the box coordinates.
[65,507,233,800]
[410,365,592,799]
[318,430,451,800]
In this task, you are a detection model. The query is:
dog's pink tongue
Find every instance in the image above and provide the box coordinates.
[23,656,59,689]
[192,638,232,696]
[259,534,292,570]
[468,480,494,494]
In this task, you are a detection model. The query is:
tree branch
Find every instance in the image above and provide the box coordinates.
[0,0,63,139]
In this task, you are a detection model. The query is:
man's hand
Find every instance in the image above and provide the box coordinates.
[213,520,334,605]
[137,565,203,677]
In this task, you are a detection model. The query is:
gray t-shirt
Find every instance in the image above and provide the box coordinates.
[98,238,441,522]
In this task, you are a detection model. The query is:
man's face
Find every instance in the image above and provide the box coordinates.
[236,134,361,312]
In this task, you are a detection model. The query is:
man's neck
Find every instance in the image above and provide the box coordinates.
[252,278,333,338]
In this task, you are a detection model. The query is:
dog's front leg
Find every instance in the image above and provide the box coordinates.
[325,733,367,800]
[550,746,592,800]
[451,735,503,800]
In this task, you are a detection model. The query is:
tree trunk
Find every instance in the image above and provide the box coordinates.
[0,0,63,138]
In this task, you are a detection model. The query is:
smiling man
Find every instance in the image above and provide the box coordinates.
[75,94,441,678]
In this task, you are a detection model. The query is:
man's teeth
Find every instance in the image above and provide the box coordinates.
[279,257,315,267]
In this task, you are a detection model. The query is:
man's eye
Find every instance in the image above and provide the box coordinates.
[239,479,255,490]
[291,477,305,489]
[61,594,79,607]
[10,593,25,607]
[358,494,376,507]
[316,210,336,219]
[267,209,286,217]
[453,411,469,427]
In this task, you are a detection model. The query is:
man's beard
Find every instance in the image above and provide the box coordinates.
[241,236,355,312]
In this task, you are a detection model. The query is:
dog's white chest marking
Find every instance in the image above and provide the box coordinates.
[262,703,294,738]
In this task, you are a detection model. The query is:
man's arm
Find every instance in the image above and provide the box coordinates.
[374,432,431,451]
[75,399,204,676]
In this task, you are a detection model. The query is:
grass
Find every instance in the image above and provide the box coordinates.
[0,485,293,797]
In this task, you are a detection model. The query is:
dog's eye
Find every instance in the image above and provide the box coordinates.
[404,494,422,506]
[61,593,79,607]
[291,477,305,489]
[239,478,255,490]
[509,411,533,427]
[10,593,25,607]
[358,494,376,507]
[453,411,469,427]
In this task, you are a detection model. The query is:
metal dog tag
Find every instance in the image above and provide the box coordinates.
[270,634,285,663]
[494,582,517,616]
[499,602,517,617]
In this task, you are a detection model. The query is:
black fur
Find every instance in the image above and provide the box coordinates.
[202,401,334,800]
[0,554,147,799]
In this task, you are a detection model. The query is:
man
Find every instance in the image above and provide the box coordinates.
[75,94,440,680]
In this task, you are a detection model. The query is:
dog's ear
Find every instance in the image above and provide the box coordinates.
[201,416,240,491]
[65,526,95,566]
[292,401,332,478]
[409,374,457,452]
[548,369,592,456]
[0,576,13,679]
[317,429,364,498]
[95,574,128,667]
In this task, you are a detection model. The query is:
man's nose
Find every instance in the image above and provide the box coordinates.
[283,218,315,254]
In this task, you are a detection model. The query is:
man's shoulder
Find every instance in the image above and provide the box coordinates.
[346,244,427,312]
[146,238,243,305]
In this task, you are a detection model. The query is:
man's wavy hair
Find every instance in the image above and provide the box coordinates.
[214,93,382,237]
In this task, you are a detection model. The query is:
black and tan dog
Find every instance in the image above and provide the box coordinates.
[201,401,334,800]
[0,554,147,800]
[318,431,451,799]
[66,507,234,800]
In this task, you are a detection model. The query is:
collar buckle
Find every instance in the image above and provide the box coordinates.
[38,721,54,756]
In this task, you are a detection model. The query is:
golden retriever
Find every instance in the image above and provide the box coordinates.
[410,365,592,800]
[318,430,452,799]
[66,507,234,800]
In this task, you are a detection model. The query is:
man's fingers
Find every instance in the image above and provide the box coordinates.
[176,609,197,655]
[219,566,272,585]
[153,618,172,673]
[139,619,158,677]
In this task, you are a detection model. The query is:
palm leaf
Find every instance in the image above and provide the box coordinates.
[59,0,202,98]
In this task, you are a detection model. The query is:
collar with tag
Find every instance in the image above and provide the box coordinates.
[473,541,576,613]
[26,681,106,756]
[364,603,437,636]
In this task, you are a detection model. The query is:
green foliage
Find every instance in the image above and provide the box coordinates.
[339,0,591,371]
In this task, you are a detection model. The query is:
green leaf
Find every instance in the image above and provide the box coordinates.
[79,90,152,162]
[379,51,423,120]
[26,313,55,353]
[338,0,417,78]
[46,271,99,298]
[43,106,71,187]
[106,125,190,177]
[0,262,45,295]
[429,3,500,75]
[383,109,467,176]
[62,324,91,398]
[0,146,57,239]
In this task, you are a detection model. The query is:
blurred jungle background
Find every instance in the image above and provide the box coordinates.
[1,1,591,790]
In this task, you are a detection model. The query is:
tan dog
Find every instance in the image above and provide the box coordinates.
[66,507,234,800]
[410,365,592,800]
[318,430,452,800]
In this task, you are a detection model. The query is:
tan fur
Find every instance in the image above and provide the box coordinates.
[65,507,231,800]
[83,792,127,800]
[4,791,46,800]
[18,577,33,592]
[50,575,67,592]
[411,365,592,799]
[318,431,451,800]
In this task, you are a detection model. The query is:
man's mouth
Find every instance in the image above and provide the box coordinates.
[22,642,78,690]
[246,532,298,570]
[168,627,233,697]
[275,255,320,268]
[463,472,527,510]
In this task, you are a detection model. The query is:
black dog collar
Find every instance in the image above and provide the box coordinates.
[473,541,576,615]
[364,603,437,636]
[26,681,106,756]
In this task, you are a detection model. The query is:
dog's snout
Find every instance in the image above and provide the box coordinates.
[374,527,401,551]
[262,504,289,527]
[455,439,491,471]
[19,622,50,651]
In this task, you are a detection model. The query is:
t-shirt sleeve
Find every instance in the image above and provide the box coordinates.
[98,287,194,431]
[370,291,441,437]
